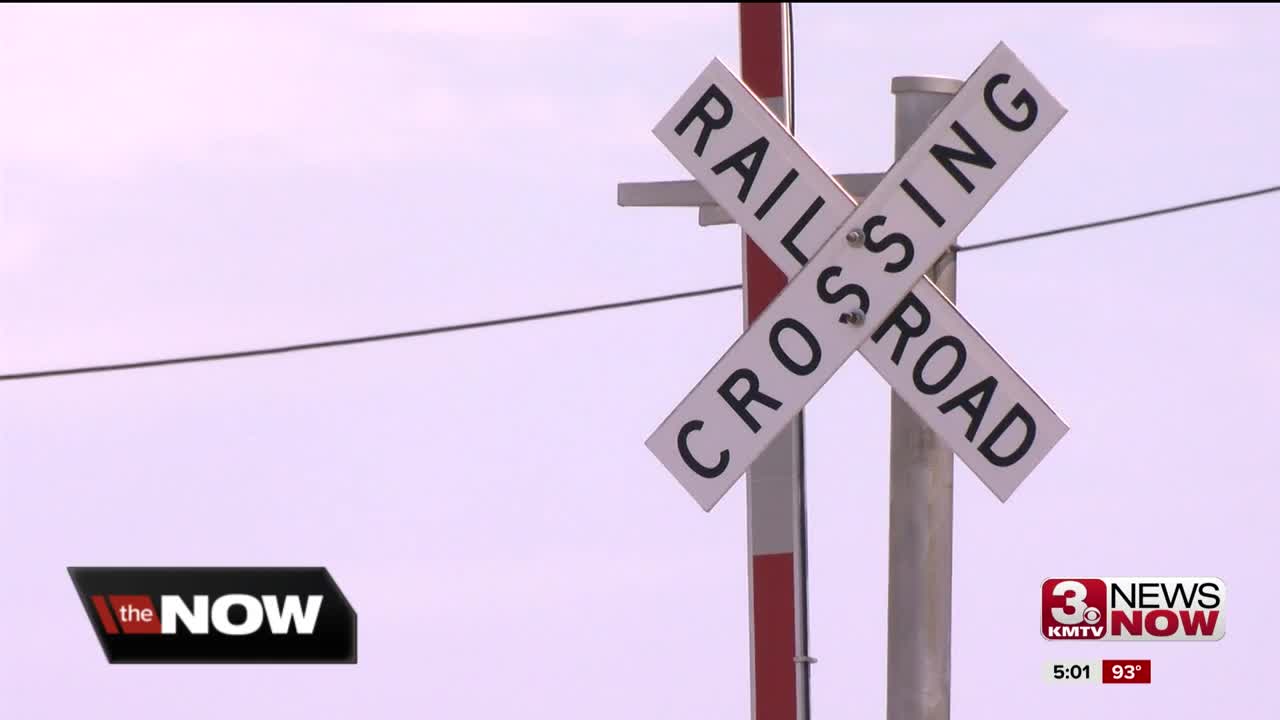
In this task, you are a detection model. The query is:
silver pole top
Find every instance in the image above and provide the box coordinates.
[891,75,963,96]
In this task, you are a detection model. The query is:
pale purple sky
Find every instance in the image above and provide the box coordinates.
[1,3,1276,718]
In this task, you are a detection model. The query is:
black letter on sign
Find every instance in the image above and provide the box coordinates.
[930,122,995,194]
[871,293,930,365]
[984,73,1039,132]
[862,215,914,273]
[816,266,869,311]
[900,178,946,227]
[912,335,967,395]
[938,375,997,441]
[712,137,769,202]
[978,404,1037,467]
[778,197,824,266]
[677,420,730,479]
[674,84,733,157]
[717,369,782,434]
[769,318,821,376]
[754,169,798,221]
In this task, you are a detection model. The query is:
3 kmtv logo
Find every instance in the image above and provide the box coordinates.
[1041,577,1224,641]
[69,567,357,663]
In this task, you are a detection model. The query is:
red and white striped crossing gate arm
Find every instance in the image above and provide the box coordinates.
[739,5,811,720]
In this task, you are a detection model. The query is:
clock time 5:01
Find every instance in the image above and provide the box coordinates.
[1051,662,1092,681]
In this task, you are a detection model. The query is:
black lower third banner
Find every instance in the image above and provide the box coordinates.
[68,567,357,663]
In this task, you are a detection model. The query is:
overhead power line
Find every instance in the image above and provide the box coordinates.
[3,183,1277,384]
[0,284,743,383]
[957,183,1280,253]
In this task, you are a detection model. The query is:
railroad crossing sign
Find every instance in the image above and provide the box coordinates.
[643,42,1069,510]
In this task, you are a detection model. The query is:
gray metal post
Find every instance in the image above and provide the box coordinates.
[885,75,962,720]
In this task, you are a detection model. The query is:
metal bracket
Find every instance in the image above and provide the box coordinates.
[618,172,886,227]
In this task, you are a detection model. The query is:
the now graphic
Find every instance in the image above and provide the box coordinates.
[68,567,357,663]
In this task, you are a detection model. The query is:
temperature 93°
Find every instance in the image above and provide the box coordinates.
[1045,659,1151,684]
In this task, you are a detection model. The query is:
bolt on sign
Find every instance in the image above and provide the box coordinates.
[645,42,1069,510]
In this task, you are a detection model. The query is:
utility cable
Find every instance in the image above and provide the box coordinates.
[2,182,1276,383]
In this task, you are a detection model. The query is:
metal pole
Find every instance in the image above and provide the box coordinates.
[739,6,810,720]
[885,75,962,720]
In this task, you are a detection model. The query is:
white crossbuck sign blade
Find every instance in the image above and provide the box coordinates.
[648,48,1069,507]
[646,42,1069,511]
